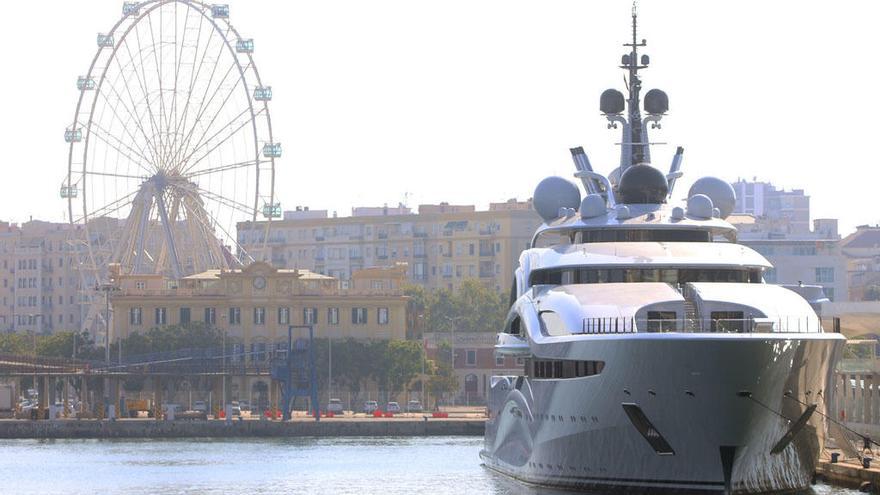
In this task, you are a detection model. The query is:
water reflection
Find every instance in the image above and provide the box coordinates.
[0,437,859,495]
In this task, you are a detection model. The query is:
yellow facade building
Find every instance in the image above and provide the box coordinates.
[110,262,409,349]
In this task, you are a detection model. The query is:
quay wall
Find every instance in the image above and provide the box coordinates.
[0,419,485,439]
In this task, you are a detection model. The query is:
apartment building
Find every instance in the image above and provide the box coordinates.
[731,178,811,234]
[0,220,88,334]
[733,217,848,301]
[237,200,541,293]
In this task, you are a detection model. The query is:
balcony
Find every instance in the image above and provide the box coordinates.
[479,249,495,257]
[413,231,428,238]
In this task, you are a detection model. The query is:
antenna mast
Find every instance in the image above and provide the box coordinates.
[624,2,647,166]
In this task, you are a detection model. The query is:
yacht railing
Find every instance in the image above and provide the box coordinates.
[578,315,826,334]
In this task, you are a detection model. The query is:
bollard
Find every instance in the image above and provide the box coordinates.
[831,452,840,463]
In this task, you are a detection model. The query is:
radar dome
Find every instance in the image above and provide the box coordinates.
[686,194,714,219]
[534,176,582,223]
[617,164,668,204]
[580,194,607,219]
[689,177,736,219]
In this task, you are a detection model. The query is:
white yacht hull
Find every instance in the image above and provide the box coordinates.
[481,333,845,494]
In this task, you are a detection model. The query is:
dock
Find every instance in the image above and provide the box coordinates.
[0,417,486,439]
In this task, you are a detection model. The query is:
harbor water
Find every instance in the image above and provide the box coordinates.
[0,436,859,494]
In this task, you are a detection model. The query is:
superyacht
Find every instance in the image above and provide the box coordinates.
[481,7,846,494]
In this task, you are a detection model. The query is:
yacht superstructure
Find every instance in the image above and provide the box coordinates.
[481,6,845,494]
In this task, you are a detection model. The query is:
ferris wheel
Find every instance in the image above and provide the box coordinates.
[63,1,279,333]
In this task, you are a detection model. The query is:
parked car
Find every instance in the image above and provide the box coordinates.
[327,398,344,414]
[407,400,422,413]
[386,401,401,414]
[363,400,379,414]
[192,400,207,413]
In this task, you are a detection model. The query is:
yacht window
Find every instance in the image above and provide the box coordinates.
[710,311,745,333]
[530,267,763,286]
[577,229,711,244]
[646,311,677,333]
[533,231,576,248]
[539,311,568,336]
[529,358,605,379]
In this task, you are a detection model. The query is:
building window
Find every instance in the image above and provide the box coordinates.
[129,307,142,326]
[135,280,146,290]
[229,307,241,325]
[328,307,339,325]
[815,267,835,284]
[825,288,835,301]
[495,355,505,367]
[180,307,191,326]
[254,307,266,325]
[378,307,389,325]
[204,307,216,325]
[154,307,167,326]
[278,307,290,325]
[466,349,477,366]
[352,308,367,325]
[303,307,318,325]
[250,342,267,362]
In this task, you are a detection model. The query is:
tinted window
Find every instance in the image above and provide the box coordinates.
[530,267,762,286]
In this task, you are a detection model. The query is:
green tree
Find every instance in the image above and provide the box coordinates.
[384,340,424,398]
[412,278,508,336]
[0,333,29,354]
[426,341,458,409]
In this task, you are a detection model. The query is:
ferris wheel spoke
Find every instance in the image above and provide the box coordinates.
[190,184,256,216]
[168,22,236,168]
[123,26,164,166]
[146,9,169,166]
[81,170,148,181]
[107,45,163,166]
[170,53,240,169]
[166,10,208,172]
[180,106,261,174]
[184,159,262,179]
[75,188,140,224]
[167,4,193,167]
[95,83,160,169]
[88,122,156,174]
[176,60,251,168]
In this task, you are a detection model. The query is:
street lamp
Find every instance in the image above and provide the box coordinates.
[26,314,42,397]
[220,312,228,408]
[443,315,462,407]
[96,282,118,417]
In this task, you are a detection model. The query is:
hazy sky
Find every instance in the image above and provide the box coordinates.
[1,1,876,235]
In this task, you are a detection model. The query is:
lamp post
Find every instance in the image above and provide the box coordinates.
[96,282,117,417]
[443,315,461,407]
[220,312,228,409]
[27,314,41,397]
